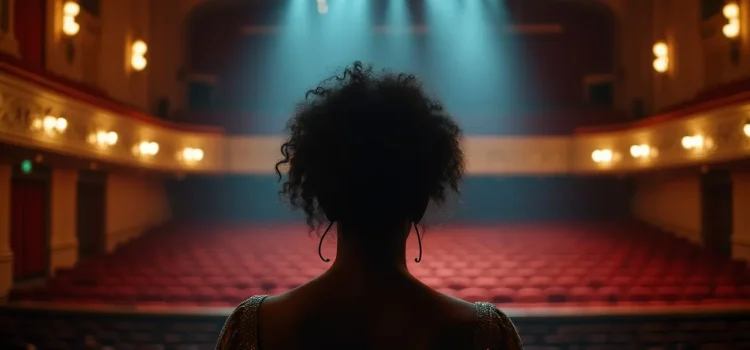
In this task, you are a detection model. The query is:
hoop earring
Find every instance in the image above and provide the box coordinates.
[414,222,423,263]
[318,221,334,262]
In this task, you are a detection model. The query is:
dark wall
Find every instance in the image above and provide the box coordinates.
[167,175,634,223]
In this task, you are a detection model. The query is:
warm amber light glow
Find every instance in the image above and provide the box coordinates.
[743,123,750,137]
[135,141,159,156]
[181,147,205,162]
[32,115,67,134]
[131,40,148,71]
[89,131,118,147]
[591,149,613,164]
[629,144,653,158]
[724,2,740,17]
[723,3,741,38]
[681,135,704,150]
[62,1,81,36]
[652,42,669,73]
[652,43,668,56]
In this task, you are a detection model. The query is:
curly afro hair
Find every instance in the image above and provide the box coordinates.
[275,62,464,233]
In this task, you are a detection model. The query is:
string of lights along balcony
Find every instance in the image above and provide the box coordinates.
[589,121,750,167]
[27,112,207,167]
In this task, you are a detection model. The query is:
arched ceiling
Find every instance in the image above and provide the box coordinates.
[182,0,621,75]
[184,0,622,29]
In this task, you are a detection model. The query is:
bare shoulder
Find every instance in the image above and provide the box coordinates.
[474,302,524,350]
[433,290,480,324]
[431,291,523,349]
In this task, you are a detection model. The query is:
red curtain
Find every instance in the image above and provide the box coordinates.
[11,179,47,279]
[14,0,46,67]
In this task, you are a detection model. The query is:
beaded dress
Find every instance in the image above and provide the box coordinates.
[216,295,523,350]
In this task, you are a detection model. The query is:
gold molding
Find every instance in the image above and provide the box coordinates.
[0,70,224,173]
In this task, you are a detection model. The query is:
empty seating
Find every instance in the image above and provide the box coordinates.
[9,223,750,307]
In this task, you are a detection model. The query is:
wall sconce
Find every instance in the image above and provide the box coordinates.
[131,40,148,71]
[723,3,741,38]
[134,141,159,156]
[31,115,68,134]
[180,147,204,163]
[61,1,80,63]
[723,2,742,65]
[62,1,80,36]
[743,121,750,137]
[88,130,118,147]
[591,149,613,164]
[652,42,669,73]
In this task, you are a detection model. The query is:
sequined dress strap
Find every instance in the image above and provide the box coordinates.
[474,302,524,349]
[216,295,269,350]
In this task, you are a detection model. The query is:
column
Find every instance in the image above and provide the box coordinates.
[0,0,20,58]
[732,172,750,262]
[0,164,13,297]
[49,168,78,274]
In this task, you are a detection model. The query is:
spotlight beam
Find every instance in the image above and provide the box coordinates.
[239,24,563,36]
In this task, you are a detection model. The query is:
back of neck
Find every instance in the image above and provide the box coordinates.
[328,221,411,279]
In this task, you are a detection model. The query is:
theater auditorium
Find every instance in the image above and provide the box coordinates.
[2,0,750,348]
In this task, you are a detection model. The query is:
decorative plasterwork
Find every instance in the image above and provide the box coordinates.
[0,70,224,173]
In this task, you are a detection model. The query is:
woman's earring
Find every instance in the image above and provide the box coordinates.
[318,221,334,262]
[414,222,423,263]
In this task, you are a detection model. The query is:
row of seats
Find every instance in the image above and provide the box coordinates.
[0,314,220,350]
[13,284,750,306]
[45,273,750,290]
[10,223,750,306]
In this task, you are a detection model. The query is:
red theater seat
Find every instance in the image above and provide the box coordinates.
[461,268,483,278]
[597,286,620,303]
[114,287,138,303]
[443,276,472,290]
[489,288,515,304]
[635,276,661,287]
[135,287,164,302]
[434,268,457,278]
[684,286,711,301]
[626,287,653,303]
[516,288,544,304]
[544,287,568,303]
[457,288,491,302]
[687,276,711,286]
[528,276,553,289]
[655,286,681,302]
[474,276,499,289]
[611,276,634,288]
[11,223,750,308]
[193,287,220,302]
[163,287,193,303]
[500,277,525,290]
[555,276,580,288]
[569,287,595,303]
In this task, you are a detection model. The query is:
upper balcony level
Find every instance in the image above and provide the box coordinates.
[2,0,750,176]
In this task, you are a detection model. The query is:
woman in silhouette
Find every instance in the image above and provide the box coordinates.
[217,62,522,350]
